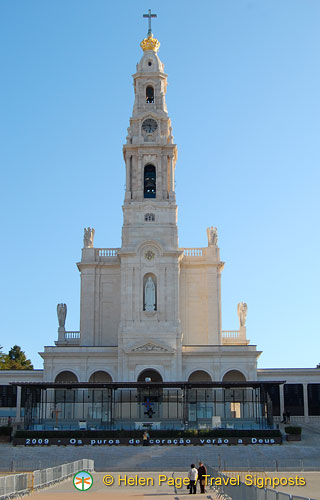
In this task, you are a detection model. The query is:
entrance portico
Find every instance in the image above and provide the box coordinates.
[13,380,284,432]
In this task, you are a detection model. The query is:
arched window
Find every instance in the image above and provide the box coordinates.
[144,213,155,222]
[55,371,78,383]
[146,86,154,103]
[222,370,246,383]
[144,165,156,198]
[89,371,113,383]
[137,369,163,419]
[137,369,163,383]
[143,273,157,311]
[54,371,78,419]
[188,371,212,383]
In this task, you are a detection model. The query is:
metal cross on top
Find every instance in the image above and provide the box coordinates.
[143,9,157,36]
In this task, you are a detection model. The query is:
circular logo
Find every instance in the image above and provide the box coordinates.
[145,250,155,261]
[73,471,93,491]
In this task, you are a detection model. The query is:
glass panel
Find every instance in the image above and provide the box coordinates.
[267,384,280,416]
[0,385,17,407]
[284,384,304,416]
[308,384,320,416]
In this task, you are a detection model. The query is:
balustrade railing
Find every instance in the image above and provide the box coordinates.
[0,460,94,499]
[64,331,80,339]
[222,330,240,338]
[183,248,203,257]
[222,330,249,345]
[96,248,119,257]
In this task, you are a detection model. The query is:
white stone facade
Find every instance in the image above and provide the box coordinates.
[1,30,320,423]
[38,38,260,386]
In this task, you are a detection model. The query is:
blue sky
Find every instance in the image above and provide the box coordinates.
[0,0,319,369]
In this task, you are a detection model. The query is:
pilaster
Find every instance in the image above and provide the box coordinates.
[303,383,309,418]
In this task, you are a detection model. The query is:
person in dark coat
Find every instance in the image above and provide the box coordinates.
[198,461,207,494]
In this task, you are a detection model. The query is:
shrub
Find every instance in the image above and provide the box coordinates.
[284,426,302,435]
[14,429,281,439]
[0,426,12,436]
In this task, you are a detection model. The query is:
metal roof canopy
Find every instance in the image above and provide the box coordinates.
[10,381,285,389]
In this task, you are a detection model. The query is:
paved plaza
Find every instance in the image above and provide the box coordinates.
[0,425,320,473]
[19,470,320,500]
[1,426,320,499]
[29,471,216,500]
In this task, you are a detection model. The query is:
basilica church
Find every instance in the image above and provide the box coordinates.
[1,14,320,431]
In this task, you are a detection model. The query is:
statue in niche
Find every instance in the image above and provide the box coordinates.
[207,226,218,246]
[83,227,95,248]
[57,303,67,328]
[144,277,156,311]
[237,302,247,328]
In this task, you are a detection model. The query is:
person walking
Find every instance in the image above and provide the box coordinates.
[188,464,198,494]
[198,461,207,493]
[142,430,150,446]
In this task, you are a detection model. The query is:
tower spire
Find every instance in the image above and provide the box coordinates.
[143,9,157,37]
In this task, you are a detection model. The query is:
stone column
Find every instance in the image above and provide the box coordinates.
[80,268,96,345]
[125,154,131,200]
[168,155,173,190]
[15,386,22,423]
[161,153,167,199]
[169,155,176,202]
[156,154,162,200]
[279,384,285,419]
[173,262,180,322]
[303,383,309,421]
[207,267,219,344]
[217,265,223,344]
[171,156,174,191]
[137,153,143,200]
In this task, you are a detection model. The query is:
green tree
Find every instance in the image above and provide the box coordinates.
[0,345,33,370]
[0,346,6,368]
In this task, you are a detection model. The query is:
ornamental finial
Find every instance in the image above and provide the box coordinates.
[143,9,157,37]
[140,9,160,52]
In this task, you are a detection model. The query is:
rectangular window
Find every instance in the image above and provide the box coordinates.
[267,384,280,416]
[284,384,304,416]
[308,384,320,416]
[0,385,17,407]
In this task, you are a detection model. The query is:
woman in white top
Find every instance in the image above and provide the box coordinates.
[188,464,198,494]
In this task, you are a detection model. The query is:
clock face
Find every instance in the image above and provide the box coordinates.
[142,118,158,134]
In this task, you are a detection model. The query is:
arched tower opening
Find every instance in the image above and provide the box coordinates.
[146,86,154,103]
[144,164,156,198]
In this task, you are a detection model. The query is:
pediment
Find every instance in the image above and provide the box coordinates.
[127,340,174,354]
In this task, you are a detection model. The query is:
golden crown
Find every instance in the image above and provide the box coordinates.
[140,34,160,52]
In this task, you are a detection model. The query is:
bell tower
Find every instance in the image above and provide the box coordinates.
[122,15,178,251]
[118,13,182,381]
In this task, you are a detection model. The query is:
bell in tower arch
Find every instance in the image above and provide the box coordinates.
[144,165,156,198]
[146,86,154,103]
